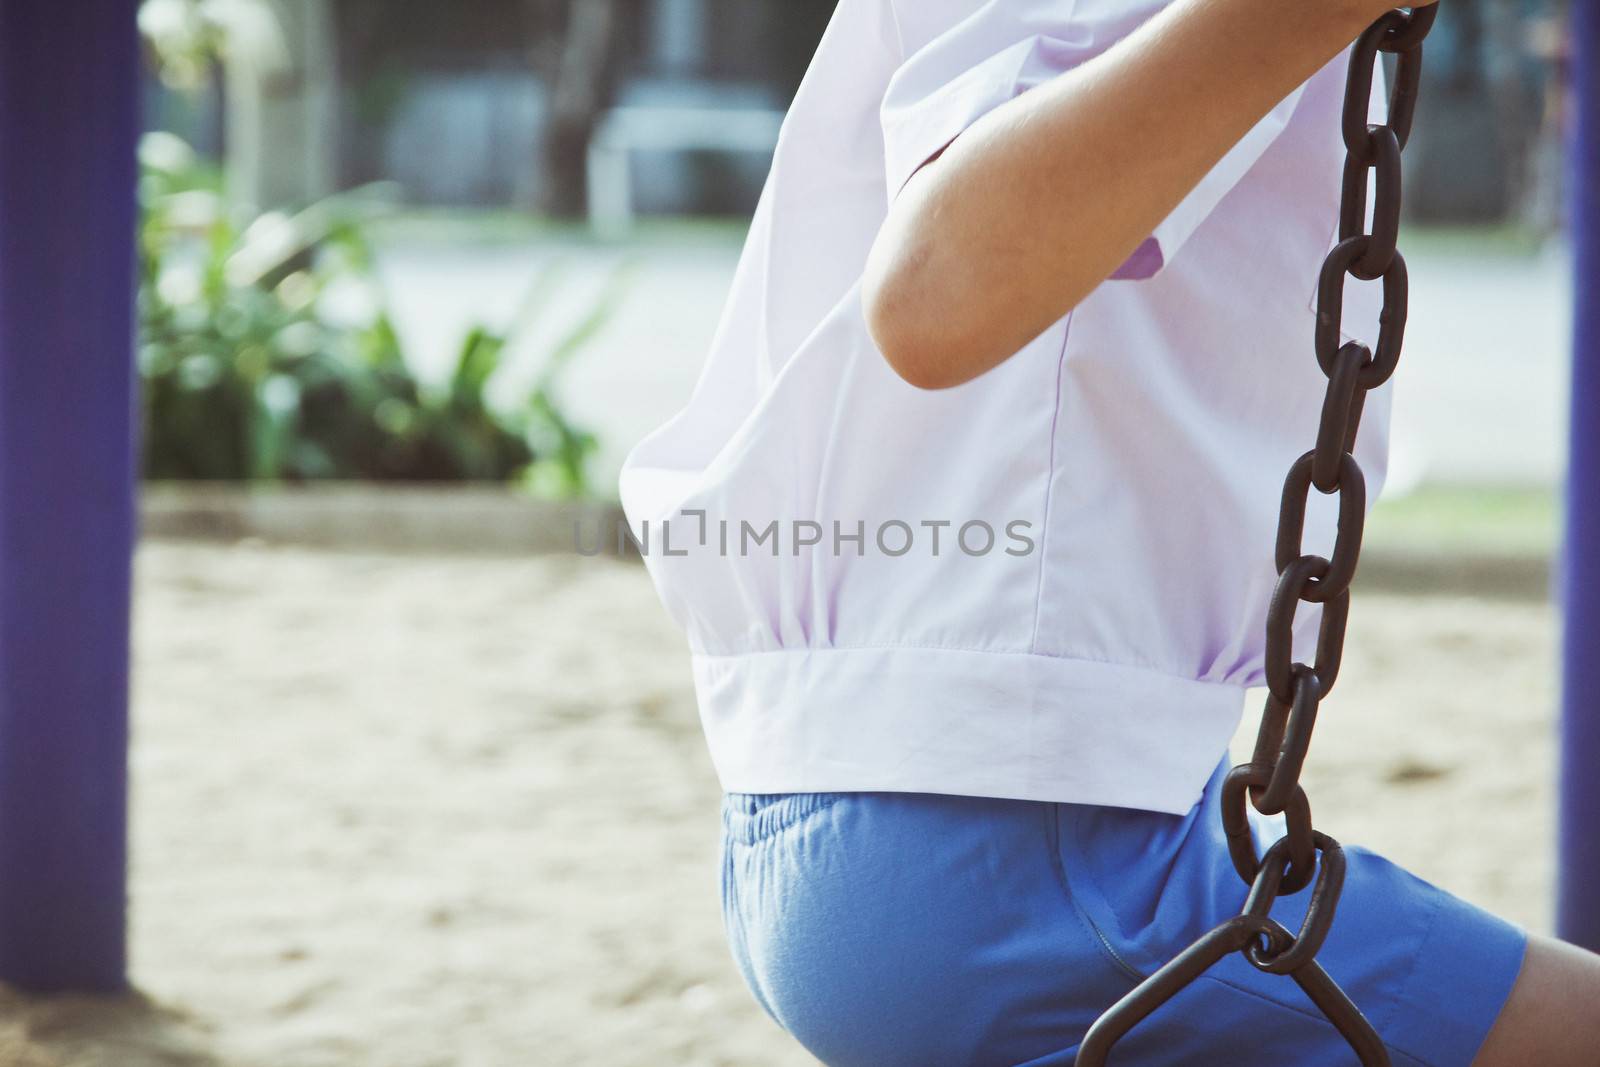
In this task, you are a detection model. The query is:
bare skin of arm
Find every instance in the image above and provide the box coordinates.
[861,0,1428,389]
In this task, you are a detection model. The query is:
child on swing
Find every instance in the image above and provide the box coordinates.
[620,0,1600,1062]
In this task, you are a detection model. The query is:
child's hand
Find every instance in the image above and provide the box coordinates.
[1363,0,1440,19]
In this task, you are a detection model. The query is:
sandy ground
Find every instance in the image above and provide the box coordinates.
[0,543,1562,1066]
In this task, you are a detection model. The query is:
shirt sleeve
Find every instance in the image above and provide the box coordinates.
[879,0,1307,279]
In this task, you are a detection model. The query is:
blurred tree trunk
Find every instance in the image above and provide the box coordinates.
[218,0,339,211]
[542,0,622,218]
[1485,0,1538,224]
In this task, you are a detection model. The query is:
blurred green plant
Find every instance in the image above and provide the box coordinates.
[138,0,223,92]
[138,131,613,494]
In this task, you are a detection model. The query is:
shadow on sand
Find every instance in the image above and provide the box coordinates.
[0,987,225,1067]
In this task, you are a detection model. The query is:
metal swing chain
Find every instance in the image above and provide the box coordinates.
[1074,7,1436,1065]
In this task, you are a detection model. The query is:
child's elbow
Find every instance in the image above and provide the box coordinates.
[861,253,977,391]
[867,319,970,391]
[863,237,1081,390]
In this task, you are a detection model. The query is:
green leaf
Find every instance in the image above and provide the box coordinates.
[451,325,507,407]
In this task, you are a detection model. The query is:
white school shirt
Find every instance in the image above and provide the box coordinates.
[619,0,1391,814]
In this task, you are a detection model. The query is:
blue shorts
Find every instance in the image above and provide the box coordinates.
[719,760,1526,1067]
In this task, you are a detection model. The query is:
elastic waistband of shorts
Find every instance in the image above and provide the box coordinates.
[721,791,844,845]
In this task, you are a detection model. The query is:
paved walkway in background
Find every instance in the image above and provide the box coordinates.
[374,229,1573,495]
[1392,240,1570,490]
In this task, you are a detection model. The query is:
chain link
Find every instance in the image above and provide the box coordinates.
[1075,7,1436,1064]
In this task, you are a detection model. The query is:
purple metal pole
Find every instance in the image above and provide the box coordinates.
[1561,0,1600,952]
[0,0,138,989]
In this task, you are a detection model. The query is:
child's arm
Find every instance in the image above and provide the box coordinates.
[862,0,1432,390]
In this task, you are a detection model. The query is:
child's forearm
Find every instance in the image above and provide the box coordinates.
[862,0,1421,390]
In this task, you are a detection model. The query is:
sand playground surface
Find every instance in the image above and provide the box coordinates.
[0,542,1561,1066]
